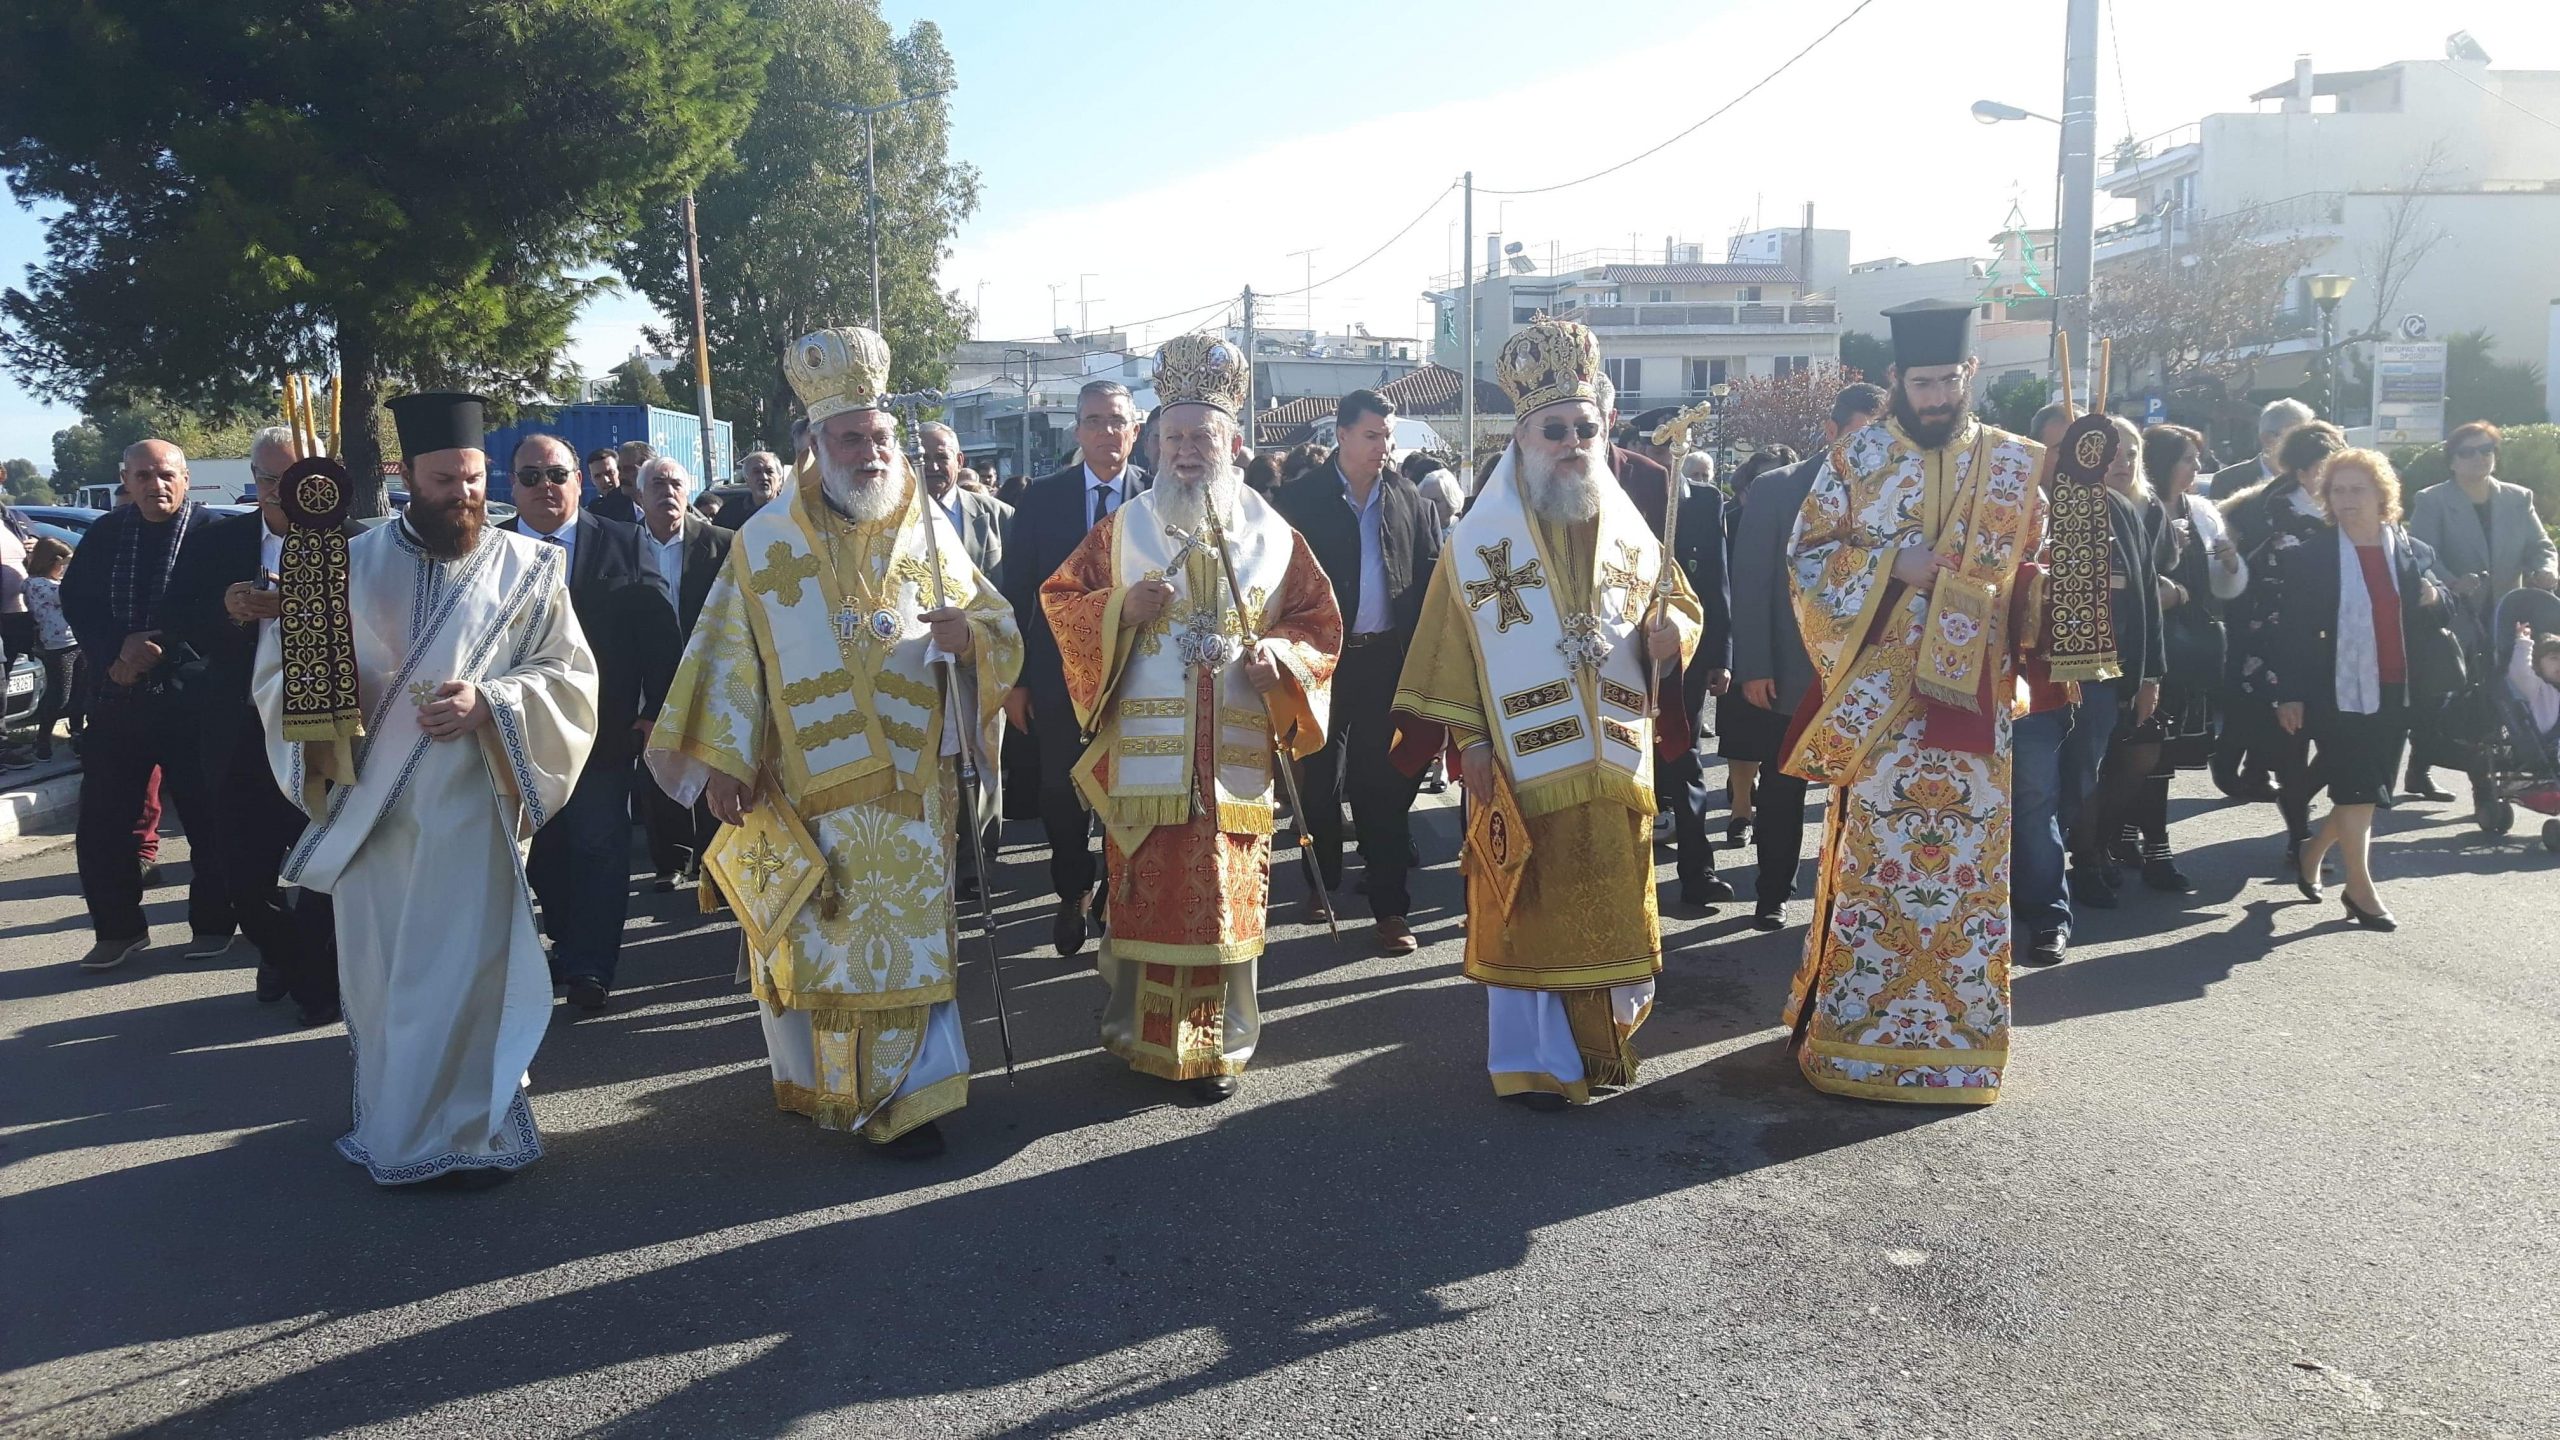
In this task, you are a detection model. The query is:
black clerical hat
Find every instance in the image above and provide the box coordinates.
[1626,406,1681,435]
[1882,299,1978,369]
[386,391,490,460]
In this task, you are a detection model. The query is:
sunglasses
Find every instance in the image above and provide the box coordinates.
[1539,420,1601,443]
[2454,444,2497,460]
[514,465,573,487]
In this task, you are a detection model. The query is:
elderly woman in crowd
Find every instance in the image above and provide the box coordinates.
[2275,449,2459,931]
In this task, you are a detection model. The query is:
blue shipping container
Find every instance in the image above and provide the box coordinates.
[483,404,736,503]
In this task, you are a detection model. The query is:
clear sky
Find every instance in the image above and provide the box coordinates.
[3,0,2555,467]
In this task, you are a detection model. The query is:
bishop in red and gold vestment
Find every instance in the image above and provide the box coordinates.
[1040,335,1341,1102]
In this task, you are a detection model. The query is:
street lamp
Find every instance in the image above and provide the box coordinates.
[2306,272,2355,417]
[1971,99,2060,126]
[825,89,956,330]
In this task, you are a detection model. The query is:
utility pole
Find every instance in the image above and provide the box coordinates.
[2057,0,2099,403]
[1240,286,1257,428]
[1048,283,1065,335]
[823,90,953,334]
[1078,273,1100,334]
[1287,248,1321,333]
[1461,170,1475,471]
[681,192,719,481]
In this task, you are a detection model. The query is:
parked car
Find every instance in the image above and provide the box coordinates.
[10,505,105,535]
[4,651,42,727]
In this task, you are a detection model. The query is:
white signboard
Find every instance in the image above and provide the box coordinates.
[2371,341,2447,446]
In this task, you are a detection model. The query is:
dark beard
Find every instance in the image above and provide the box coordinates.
[409,494,486,560]
[1890,384,1966,451]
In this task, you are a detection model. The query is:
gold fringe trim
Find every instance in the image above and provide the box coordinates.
[1214,799,1275,835]
[766,978,956,1016]
[1491,1070,1593,1105]
[1464,952,1661,992]
[2045,655,2124,684]
[1515,767,1656,821]
[1104,792,1192,829]
[280,709,364,743]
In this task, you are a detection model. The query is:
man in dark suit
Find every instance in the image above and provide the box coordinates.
[161,428,346,1023]
[1002,378,1146,956]
[630,455,733,890]
[503,434,683,1009]
[1271,390,1441,954]
[1729,384,1883,927]
[1602,384,1733,906]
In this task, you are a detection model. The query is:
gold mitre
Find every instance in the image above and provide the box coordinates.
[1152,333,1250,416]
[1497,317,1603,418]
[784,326,892,426]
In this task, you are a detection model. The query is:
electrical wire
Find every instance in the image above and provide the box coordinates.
[2437,60,2560,135]
[1476,0,1884,197]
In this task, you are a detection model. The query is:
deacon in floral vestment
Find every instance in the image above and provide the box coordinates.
[1390,318,1703,1110]
[1781,299,2044,1104]
[1040,334,1341,1103]
[647,326,1021,1160]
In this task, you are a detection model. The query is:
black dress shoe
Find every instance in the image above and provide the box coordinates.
[2340,893,2398,932]
[2020,933,2065,967]
[138,861,165,889]
[1750,903,1785,931]
[874,1121,947,1160]
[1680,875,1736,906]
[2403,772,2456,802]
[1725,815,1750,847]
[1051,901,1089,958]
[2141,859,2196,894]
[2068,868,2117,908]
[1188,1075,1240,1104]
[956,872,979,903]
[1501,1090,1569,1113]
[255,965,291,1003]
[565,976,609,1012]
[651,873,677,893]
[295,999,342,1028]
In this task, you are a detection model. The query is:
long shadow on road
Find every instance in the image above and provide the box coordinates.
[2,813,1964,1437]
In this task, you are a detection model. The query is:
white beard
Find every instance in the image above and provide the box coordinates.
[819,451,904,524]
[1520,443,1605,523]
[1153,461,1242,539]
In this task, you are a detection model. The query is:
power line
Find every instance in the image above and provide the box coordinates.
[1266,184,1455,298]
[1477,0,1885,197]
[2438,60,2560,135]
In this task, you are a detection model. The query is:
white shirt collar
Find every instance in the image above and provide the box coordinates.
[1083,463,1124,494]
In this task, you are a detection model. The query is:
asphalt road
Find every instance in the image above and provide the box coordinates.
[2,773,2554,1439]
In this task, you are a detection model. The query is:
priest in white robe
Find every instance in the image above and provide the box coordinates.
[257,393,599,1187]
[647,326,1021,1161]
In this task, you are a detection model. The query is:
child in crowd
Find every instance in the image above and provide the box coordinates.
[22,537,81,761]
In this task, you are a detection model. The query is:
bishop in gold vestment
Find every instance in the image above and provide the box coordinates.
[648,327,1021,1157]
[1040,336,1340,1102]
[1392,320,1702,1109]
[1781,299,2043,1105]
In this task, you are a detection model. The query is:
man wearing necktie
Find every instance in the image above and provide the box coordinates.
[501,434,681,1011]
[1002,379,1150,956]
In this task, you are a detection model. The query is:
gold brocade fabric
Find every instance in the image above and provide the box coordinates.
[773,1005,966,1142]
[1396,512,1693,991]
[1041,510,1342,965]
[2040,477,2122,682]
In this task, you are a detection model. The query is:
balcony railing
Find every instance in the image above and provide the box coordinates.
[1561,302,1835,329]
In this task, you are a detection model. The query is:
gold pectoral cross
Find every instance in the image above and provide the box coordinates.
[1464,539,1547,634]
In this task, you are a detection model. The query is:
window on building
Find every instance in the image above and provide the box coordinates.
[1603,357,1643,406]
[1773,355,1813,378]
[1737,286,1763,303]
[1514,307,1542,324]
[1685,358,1728,395]
[1647,288,1672,303]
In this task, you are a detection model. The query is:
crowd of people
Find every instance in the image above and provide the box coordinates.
[27,301,2560,1185]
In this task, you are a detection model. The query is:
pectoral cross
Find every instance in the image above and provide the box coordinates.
[1558,611,1614,678]
[1463,539,1546,634]
[407,681,438,708]
[740,835,787,895]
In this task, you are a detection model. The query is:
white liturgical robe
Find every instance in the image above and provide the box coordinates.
[257,521,598,1185]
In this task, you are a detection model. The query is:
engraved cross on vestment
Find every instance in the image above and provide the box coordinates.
[1463,539,1547,633]
[1598,540,1649,621]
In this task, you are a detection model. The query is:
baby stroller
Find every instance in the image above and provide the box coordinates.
[2471,586,2560,851]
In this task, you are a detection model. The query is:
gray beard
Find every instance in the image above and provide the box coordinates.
[1153,463,1242,539]
[819,453,903,523]
[1520,445,1604,523]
